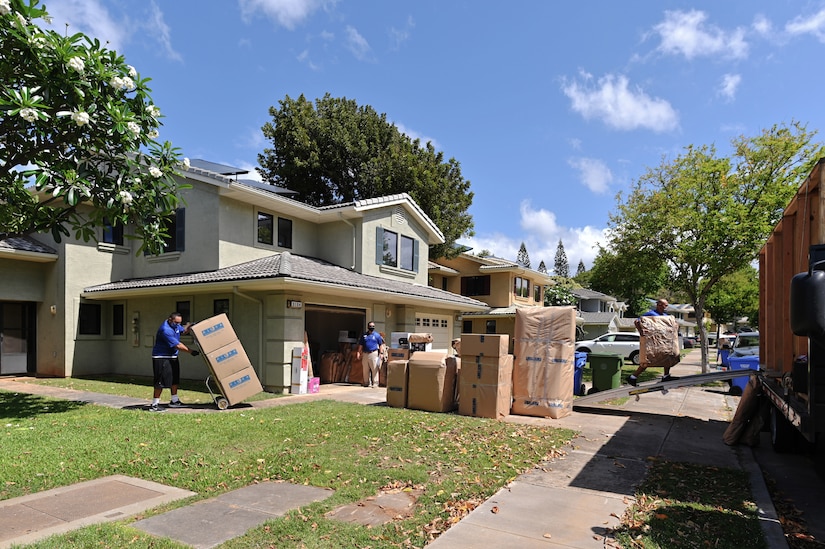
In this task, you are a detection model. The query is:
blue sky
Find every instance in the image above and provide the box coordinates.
[44,0,825,270]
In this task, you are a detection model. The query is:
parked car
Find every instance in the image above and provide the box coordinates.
[576,332,640,364]
[730,331,759,357]
[682,336,698,348]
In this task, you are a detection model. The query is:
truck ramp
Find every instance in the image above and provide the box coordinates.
[573,369,754,408]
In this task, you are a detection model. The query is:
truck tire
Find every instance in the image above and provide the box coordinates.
[629,351,640,365]
[770,405,796,453]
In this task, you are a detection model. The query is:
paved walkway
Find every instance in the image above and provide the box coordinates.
[0,350,806,548]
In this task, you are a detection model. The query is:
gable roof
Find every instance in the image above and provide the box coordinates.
[572,288,616,301]
[435,253,555,284]
[0,235,58,262]
[82,252,487,311]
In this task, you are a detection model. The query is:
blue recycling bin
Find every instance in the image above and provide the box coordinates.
[728,355,759,394]
[574,352,587,396]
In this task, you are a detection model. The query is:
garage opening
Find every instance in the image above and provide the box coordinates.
[304,305,366,383]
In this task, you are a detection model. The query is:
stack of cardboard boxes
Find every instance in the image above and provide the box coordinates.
[385,337,460,412]
[458,334,513,419]
[191,314,263,406]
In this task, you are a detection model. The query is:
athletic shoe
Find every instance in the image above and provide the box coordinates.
[168,400,184,408]
[662,375,679,382]
[626,376,638,386]
[148,404,165,412]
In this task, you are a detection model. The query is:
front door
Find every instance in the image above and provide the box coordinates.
[0,303,32,375]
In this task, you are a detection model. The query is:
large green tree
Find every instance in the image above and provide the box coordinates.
[705,265,760,333]
[0,0,187,254]
[609,122,823,371]
[516,242,530,268]
[258,93,474,258]
[554,239,569,277]
[587,245,668,316]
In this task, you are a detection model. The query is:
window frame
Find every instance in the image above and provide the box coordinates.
[375,227,419,273]
[77,302,103,338]
[257,211,274,245]
[277,217,293,249]
[514,276,530,298]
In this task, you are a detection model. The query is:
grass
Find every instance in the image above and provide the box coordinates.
[0,389,574,548]
[17,374,279,403]
[613,459,767,548]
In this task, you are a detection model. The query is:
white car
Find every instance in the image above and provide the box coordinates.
[730,332,759,357]
[576,332,640,365]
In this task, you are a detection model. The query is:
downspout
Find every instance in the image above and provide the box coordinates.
[339,213,356,270]
[233,286,264,382]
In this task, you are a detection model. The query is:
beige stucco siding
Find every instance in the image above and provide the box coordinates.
[359,209,429,286]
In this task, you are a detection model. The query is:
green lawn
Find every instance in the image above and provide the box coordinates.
[0,389,574,548]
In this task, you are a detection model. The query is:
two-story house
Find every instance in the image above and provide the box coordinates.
[430,253,554,349]
[571,288,629,338]
[0,161,487,392]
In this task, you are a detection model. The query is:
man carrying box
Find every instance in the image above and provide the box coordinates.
[149,312,200,411]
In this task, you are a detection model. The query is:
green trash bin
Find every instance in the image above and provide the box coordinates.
[588,353,623,393]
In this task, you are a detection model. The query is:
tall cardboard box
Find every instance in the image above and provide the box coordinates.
[461,334,510,358]
[512,307,576,419]
[639,316,681,368]
[386,360,409,408]
[407,352,458,413]
[191,314,238,354]
[459,354,513,419]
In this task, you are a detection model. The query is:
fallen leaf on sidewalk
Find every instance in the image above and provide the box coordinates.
[543,533,552,539]
[491,506,499,514]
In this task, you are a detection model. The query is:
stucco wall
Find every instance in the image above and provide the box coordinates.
[359,208,429,286]
[0,259,48,301]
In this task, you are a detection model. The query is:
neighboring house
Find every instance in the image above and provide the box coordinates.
[571,288,625,339]
[429,253,554,350]
[0,161,487,391]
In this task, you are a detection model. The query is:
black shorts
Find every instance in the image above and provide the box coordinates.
[153,357,180,388]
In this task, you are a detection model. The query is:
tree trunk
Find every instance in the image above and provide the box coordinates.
[694,299,710,373]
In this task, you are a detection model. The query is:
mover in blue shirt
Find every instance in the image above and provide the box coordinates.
[149,312,199,411]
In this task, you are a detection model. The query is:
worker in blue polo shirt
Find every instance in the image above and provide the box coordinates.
[148,312,199,411]
[627,298,675,386]
[355,321,384,388]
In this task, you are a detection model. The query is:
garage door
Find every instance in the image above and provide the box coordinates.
[415,313,451,351]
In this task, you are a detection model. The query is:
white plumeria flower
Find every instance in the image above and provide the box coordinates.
[181,157,191,171]
[146,105,160,118]
[30,35,47,48]
[126,121,140,137]
[147,130,159,139]
[121,76,134,90]
[119,190,133,205]
[132,177,141,185]
[19,108,37,122]
[109,76,123,89]
[67,56,84,73]
[0,0,11,16]
[127,65,137,78]
[149,166,163,178]
[15,12,26,26]
[71,111,90,127]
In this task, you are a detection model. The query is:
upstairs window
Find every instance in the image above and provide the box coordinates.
[375,227,419,272]
[257,212,274,245]
[460,275,490,297]
[514,277,530,298]
[278,217,292,249]
[102,218,124,246]
[534,283,543,303]
[162,208,185,253]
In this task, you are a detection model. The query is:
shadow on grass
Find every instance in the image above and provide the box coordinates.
[0,392,86,420]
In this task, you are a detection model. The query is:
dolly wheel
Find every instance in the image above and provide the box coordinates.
[216,397,229,410]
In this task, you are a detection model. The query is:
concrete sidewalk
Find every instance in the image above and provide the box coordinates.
[0,350,793,548]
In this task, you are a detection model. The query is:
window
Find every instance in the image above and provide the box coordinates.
[375,227,419,272]
[78,303,102,335]
[112,303,125,336]
[460,275,491,297]
[441,277,448,291]
[485,320,496,334]
[400,235,414,270]
[534,283,543,303]
[103,218,124,246]
[514,277,530,298]
[257,212,273,245]
[162,208,185,252]
[176,301,191,324]
[277,217,292,248]
[463,320,473,333]
[214,299,230,315]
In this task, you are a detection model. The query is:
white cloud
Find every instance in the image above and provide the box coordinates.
[148,1,182,62]
[394,122,439,150]
[786,8,825,42]
[44,0,127,51]
[389,15,415,50]
[567,157,613,194]
[562,72,679,133]
[345,25,372,61]
[233,161,265,182]
[752,14,773,37]
[653,10,748,60]
[460,202,609,270]
[718,73,741,101]
[238,0,330,29]
[297,49,320,70]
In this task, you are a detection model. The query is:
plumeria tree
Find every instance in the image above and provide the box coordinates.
[0,0,188,254]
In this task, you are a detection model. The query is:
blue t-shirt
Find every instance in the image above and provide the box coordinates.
[642,309,667,317]
[152,320,186,357]
[358,331,384,353]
